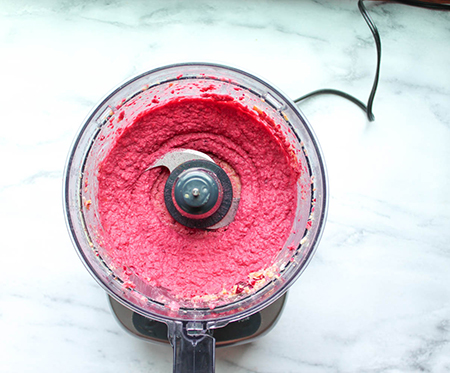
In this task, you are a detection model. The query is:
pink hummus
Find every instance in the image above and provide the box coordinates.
[97,96,299,301]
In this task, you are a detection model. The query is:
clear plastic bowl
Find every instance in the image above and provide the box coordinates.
[63,63,328,373]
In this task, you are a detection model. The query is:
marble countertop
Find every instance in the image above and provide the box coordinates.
[1,0,449,372]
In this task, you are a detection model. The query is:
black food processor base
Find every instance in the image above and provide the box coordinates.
[108,293,286,347]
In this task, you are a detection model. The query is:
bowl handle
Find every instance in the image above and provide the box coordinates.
[168,321,216,373]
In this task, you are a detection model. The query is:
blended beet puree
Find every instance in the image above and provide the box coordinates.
[97,96,299,301]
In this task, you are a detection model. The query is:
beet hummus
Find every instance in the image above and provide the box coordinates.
[97,95,299,302]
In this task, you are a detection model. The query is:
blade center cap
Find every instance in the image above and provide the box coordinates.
[174,169,219,214]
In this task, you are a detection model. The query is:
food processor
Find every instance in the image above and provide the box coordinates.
[63,63,328,372]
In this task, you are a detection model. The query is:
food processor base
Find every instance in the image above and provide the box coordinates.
[108,293,287,347]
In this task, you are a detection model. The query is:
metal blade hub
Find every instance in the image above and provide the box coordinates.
[147,149,238,229]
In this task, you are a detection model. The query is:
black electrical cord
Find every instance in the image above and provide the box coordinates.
[294,0,449,122]
[294,0,380,121]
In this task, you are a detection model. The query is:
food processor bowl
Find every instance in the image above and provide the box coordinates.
[63,63,328,373]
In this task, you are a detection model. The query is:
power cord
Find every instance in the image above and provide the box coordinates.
[294,0,449,122]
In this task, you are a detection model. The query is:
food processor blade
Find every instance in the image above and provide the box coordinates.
[148,148,239,229]
[146,149,215,172]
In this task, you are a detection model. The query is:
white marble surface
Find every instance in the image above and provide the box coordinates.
[1,0,450,372]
